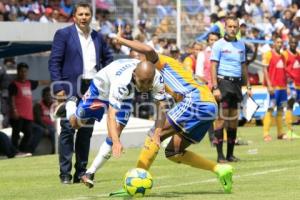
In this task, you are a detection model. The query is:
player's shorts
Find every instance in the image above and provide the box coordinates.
[76,81,132,126]
[288,83,300,102]
[166,91,217,143]
[269,89,287,109]
[218,77,243,109]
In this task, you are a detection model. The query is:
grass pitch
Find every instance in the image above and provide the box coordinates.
[0,126,299,200]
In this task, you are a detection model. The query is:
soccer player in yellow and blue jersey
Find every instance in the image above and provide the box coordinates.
[109,27,234,196]
[263,35,288,141]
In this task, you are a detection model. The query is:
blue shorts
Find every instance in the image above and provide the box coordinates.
[269,89,287,108]
[167,92,217,143]
[76,81,132,126]
[296,89,300,102]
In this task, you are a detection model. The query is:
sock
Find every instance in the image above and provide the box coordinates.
[167,150,217,172]
[136,136,160,170]
[214,128,224,158]
[66,100,77,120]
[263,111,272,137]
[285,109,293,131]
[86,137,112,174]
[226,128,237,158]
[223,129,227,142]
[276,110,283,136]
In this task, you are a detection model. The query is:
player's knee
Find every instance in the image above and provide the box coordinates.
[165,148,184,162]
[214,119,224,130]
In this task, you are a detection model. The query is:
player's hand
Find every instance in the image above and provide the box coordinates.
[213,89,222,102]
[11,109,19,119]
[112,141,123,158]
[247,88,252,97]
[267,86,274,94]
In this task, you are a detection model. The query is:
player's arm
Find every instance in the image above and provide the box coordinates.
[242,62,252,96]
[152,100,167,145]
[262,52,273,94]
[241,44,252,96]
[107,104,123,158]
[211,60,221,101]
[115,26,159,63]
[210,41,222,101]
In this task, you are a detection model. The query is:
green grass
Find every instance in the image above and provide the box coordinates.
[0,126,300,200]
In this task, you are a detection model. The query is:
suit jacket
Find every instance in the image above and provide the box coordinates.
[48,24,113,96]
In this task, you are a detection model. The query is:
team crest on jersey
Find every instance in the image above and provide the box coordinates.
[118,86,129,96]
[276,60,284,68]
[293,60,300,69]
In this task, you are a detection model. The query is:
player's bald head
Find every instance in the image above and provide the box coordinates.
[133,61,156,92]
[135,61,155,79]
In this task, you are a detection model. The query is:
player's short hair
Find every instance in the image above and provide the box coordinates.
[207,32,220,42]
[42,86,51,98]
[225,16,239,25]
[73,1,93,16]
[17,62,29,71]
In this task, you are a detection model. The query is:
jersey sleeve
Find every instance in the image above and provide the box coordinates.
[151,72,166,101]
[262,51,272,67]
[210,41,221,62]
[155,54,173,70]
[241,42,246,63]
[282,51,288,64]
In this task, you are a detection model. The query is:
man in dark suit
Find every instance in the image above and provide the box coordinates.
[48,1,113,184]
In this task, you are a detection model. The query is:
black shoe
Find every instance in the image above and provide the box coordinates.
[73,176,81,184]
[81,173,95,188]
[217,155,228,163]
[60,174,72,184]
[226,155,240,162]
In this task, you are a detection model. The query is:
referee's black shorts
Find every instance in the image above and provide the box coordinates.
[218,78,242,109]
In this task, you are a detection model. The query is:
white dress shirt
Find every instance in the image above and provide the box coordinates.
[76,25,97,79]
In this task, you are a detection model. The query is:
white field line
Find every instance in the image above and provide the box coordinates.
[61,166,298,200]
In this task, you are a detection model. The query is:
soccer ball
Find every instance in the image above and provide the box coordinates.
[123,168,153,197]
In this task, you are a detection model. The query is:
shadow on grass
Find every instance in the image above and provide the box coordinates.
[91,190,225,199]
[147,190,224,198]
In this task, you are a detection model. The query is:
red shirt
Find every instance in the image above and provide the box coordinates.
[39,101,54,126]
[263,50,287,87]
[284,50,300,86]
[13,80,34,120]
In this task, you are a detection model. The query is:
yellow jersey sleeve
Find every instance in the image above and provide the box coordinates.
[155,54,177,70]
[281,51,288,64]
[262,51,272,66]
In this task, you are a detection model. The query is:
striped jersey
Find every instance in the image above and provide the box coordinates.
[155,54,215,103]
